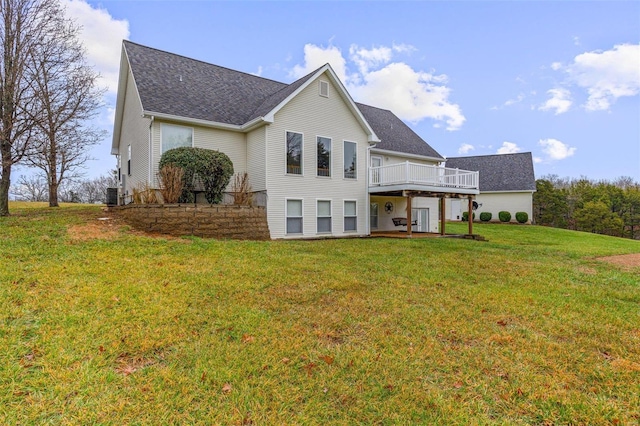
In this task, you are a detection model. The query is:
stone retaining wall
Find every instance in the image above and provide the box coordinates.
[112,204,270,240]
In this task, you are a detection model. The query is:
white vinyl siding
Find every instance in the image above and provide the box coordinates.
[286,199,303,234]
[247,127,266,191]
[344,200,357,232]
[317,200,332,233]
[117,67,150,196]
[264,70,370,239]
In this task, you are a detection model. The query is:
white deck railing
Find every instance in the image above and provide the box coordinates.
[369,161,479,190]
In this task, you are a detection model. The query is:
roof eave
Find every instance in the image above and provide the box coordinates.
[142,111,270,132]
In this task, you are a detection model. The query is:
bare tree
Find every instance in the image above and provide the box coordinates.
[11,173,47,201]
[0,0,60,216]
[76,171,117,204]
[24,4,105,207]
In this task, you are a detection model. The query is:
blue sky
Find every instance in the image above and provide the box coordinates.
[57,0,640,182]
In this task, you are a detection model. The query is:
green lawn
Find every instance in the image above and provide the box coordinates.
[1,203,639,424]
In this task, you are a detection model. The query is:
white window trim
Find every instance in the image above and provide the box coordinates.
[316,198,332,234]
[285,130,304,176]
[370,155,383,166]
[319,80,329,97]
[316,135,332,178]
[370,202,379,230]
[285,198,304,235]
[160,123,194,155]
[343,140,358,180]
[344,199,358,233]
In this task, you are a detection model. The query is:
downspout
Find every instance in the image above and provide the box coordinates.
[148,116,154,185]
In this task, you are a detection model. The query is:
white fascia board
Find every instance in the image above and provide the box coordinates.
[370,148,444,163]
[142,111,269,132]
[111,46,133,155]
[263,64,380,143]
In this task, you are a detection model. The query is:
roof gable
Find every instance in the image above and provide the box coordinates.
[445,152,536,192]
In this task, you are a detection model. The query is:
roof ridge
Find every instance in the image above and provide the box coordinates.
[448,152,532,159]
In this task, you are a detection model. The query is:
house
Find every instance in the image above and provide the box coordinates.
[111,41,479,239]
[444,153,536,222]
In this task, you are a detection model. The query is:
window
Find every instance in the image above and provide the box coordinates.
[344,201,357,232]
[343,141,357,179]
[127,145,131,176]
[317,200,331,233]
[317,136,331,177]
[319,80,329,97]
[286,199,303,234]
[370,203,379,229]
[161,123,193,154]
[286,131,303,175]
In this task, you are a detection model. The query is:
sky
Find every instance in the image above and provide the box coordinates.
[42,0,640,182]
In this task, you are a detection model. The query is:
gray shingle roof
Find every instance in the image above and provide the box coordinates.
[123,41,442,159]
[445,153,536,192]
[356,103,444,159]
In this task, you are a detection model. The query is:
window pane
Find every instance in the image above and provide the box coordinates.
[287,218,303,234]
[343,141,357,179]
[287,132,302,174]
[344,217,357,232]
[317,200,331,216]
[344,201,356,216]
[287,199,302,217]
[317,217,331,233]
[162,124,192,154]
[317,137,331,177]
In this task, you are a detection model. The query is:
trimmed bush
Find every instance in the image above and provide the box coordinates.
[462,211,475,222]
[479,212,492,222]
[498,211,512,222]
[515,212,529,224]
[159,147,233,204]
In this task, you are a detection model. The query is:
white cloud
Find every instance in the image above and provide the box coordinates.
[290,43,347,82]
[551,62,563,71]
[496,141,522,154]
[538,138,576,160]
[533,156,543,164]
[559,43,640,111]
[457,143,475,155]
[290,43,465,131]
[539,88,572,114]
[62,0,130,95]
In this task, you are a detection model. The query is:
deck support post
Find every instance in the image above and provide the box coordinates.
[440,196,446,235]
[406,195,412,238]
[467,196,474,236]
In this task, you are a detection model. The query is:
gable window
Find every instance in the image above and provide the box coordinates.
[319,80,329,97]
[317,200,331,233]
[286,131,303,175]
[343,141,357,179]
[344,200,357,232]
[317,136,331,177]
[161,123,193,154]
[286,199,303,235]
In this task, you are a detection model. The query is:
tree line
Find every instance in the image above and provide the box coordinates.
[11,171,116,204]
[533,175,640,239]
[0,0,103,216]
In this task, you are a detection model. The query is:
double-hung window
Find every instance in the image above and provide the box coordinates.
[343,141,357,179]
[161,123,193,154]
[344,201,357,232]
[317,136,331,177]
[286,131,303,175]
[286,199,303,235]
[317,200,331,233]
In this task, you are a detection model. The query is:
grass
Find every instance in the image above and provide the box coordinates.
[1,203,639,424]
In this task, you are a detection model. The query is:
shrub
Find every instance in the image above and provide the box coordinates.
[479,212,492,222]
[131,182,158,204]
[515,212,529,224]
[231,172,253,206]
[159,147,233,204]
[462,211,475,222]
[158,164,184,204]
[499,211,512,222]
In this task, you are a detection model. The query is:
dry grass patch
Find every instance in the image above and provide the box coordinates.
[596,252,640,270]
